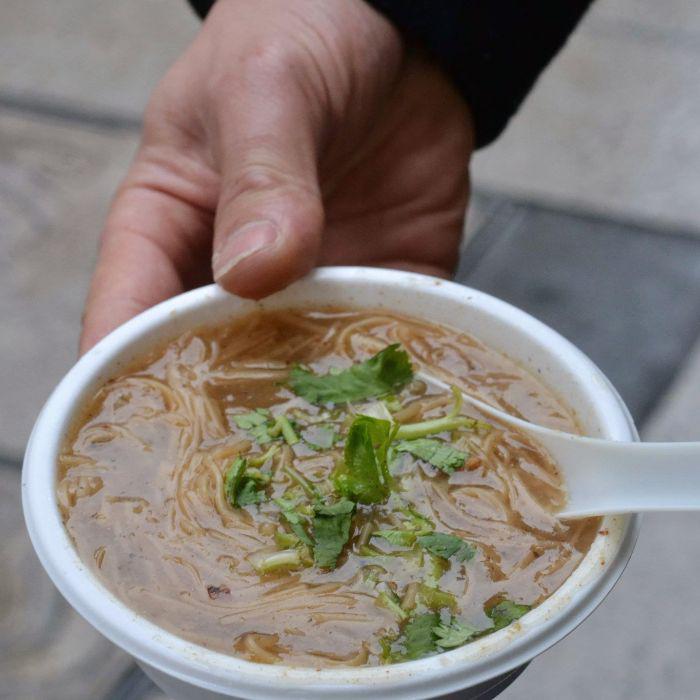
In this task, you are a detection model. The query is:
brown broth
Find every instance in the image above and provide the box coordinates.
[58,309,598,667]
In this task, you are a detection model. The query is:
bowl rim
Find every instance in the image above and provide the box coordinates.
[22,267,640,699]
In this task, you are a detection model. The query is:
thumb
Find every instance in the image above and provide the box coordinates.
[211,74,325,299]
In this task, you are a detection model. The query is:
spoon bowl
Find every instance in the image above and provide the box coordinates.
[423,375,700,518]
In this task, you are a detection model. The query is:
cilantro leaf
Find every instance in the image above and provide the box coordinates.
[395,612,440,661]
[372,530,417,547]
[274,530,300,549]
[334,416,393,504]
[433,618,479,648]
[395,438,467,474]
[224,457,267,508]
[376,587,409,620]
[312,499,356,569]
[424,552,448,588]
[224,457,246,505]
[247,444,279,467]
[394,385,490,441]
[417,532,476,563]
[248,548,303,574]
[302,423,339,450]
[289,344,413,405]
[281,463,319,499]
[274,497,313,546]
[417,583,458,612]
[383,394,403,413]
[232,408,270,430]
[242,467,271,484]
[394,415,479,441]
[268,415,300,445]
[233,410,299,446]
[486,600,531,630]
[233,409,273,444]
[398,504,434,533]
[237,479,265,506]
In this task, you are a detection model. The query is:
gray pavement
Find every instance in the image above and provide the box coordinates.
[0,464,132,700]
[3,1,700,699]
[472,0,700,232]
[459,194,700,422]
[0,112,138,459]
[0,0,197,114]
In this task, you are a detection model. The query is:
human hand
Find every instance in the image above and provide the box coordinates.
[80,0,474,353]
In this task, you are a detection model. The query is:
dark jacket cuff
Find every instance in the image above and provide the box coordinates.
[367,1,592,147]
[187,0,592,148]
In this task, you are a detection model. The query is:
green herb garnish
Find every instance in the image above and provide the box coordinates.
[289,344,413,405]
[394,386,487,441]
[224,457,267,508]
[391,612,440,661]
[248,548,303,574]
[398,504,434,532]
[394,415,479,441]
[274,497,313,546]
[226,347,529,663]
[417,583,458,611]
[486,600,531,630]
[334,416,394,505]
[247,444,279,467]
[281,464,319,498]
[424,552,448,588]
[233,409,273,444]
[417,532,476,563]
[312,499,356,569]
[274,530,300,549]
[268,415,300,445]
[395,438,467,474]
[237,479,266,506]
[376,587,409,620]
[434,618,479,648]
[233,410,299,446]
[372,530,417,547]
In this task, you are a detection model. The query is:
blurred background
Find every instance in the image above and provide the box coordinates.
[2,1,700,698]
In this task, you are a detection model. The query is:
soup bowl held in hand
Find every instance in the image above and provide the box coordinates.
[22,267,639,700]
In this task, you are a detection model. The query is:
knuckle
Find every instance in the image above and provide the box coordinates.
[232,164,287,197]
[212,40,300,94]
[218,164,323,244]
[141,82,187,142]
[224,161,318,205]
[246,41,298,81]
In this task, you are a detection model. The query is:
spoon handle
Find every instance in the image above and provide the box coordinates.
[543,437,700,518]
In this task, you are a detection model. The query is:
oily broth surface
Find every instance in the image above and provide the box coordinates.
[58,309,598,666]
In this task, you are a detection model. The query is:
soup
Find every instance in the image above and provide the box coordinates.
[58,309,598,667]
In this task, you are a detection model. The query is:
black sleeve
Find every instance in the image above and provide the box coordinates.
[187,1,592,148]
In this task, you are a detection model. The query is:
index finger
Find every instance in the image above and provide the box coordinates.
[79,158,215,354]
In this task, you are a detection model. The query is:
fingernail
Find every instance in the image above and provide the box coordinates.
[213,220,280,280]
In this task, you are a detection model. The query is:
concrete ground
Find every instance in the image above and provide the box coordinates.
[2,1,700,698]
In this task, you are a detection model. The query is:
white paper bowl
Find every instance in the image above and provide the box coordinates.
[22,267,639,700]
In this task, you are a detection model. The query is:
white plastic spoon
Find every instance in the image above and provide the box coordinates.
[420,374,700,518]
